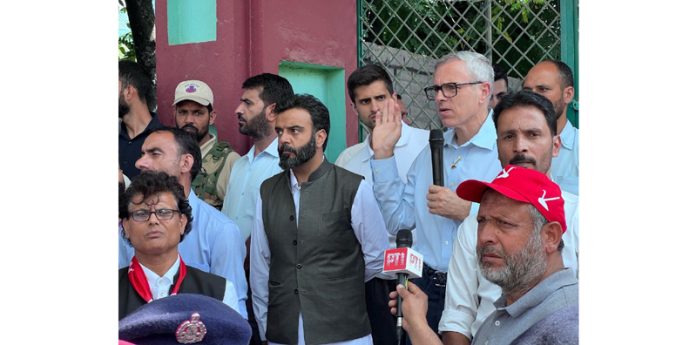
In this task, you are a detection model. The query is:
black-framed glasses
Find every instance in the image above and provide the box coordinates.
[129,208,181,222]
[424,81,483,100]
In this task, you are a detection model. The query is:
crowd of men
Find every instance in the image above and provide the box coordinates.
[118,51,579,344]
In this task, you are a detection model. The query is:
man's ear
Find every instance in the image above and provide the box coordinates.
[479,82,491,104]
[315,129,328,151]
[179,153,194,175]
[562,85,575,105]
[265,103,277,122]
[541,222,564,254]
[209,109,218,125]
[551,134,561,158]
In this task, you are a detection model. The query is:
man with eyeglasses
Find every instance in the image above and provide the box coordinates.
[119,171,240,319]
[118,127,248,320]
[370,51,502,342]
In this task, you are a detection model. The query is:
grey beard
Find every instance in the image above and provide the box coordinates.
[478,230,547,297]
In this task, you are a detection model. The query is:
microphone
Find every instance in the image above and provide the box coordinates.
[383,230,423,344]
[430,129,444,186]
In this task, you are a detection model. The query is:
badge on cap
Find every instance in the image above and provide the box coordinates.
[185,84,197,93]
[175,312,207,344]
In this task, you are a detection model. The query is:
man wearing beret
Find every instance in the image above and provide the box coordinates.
[390,166,578,344]
[119,171,240,319]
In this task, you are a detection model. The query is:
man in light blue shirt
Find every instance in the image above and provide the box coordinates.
[119,127,248,319]
[221,73,294,240]
[370,51,503,340]
[336,64,430,345]
[523,60,579,195]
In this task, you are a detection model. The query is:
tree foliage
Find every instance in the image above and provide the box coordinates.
[118,0,156,108]
[362,0,561,78]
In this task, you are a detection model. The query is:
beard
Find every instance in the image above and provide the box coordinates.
[477,228,547,296]
[119,96,129,118]
[179,123,208,142]
[278,135,317,170]
[552,98,565,120]
[239,111,270,139]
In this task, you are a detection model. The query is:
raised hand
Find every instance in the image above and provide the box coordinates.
[370,94,402,159]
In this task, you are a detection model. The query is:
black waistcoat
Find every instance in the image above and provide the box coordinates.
[260,160,370,345]
[118,264,226,320]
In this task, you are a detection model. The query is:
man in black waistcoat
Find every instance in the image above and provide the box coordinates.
[119,171,240,319]
[250,94,390,345]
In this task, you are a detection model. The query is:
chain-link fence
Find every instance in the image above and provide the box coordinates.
[359,0,562,130]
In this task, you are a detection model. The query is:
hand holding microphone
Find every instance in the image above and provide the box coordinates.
[383,230,423,344]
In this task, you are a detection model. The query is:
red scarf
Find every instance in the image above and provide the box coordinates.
[127,255,188,303]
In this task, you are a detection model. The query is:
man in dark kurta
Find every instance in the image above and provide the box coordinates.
[250,94,389,345]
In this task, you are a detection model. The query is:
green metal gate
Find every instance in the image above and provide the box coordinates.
[358,0,578,131]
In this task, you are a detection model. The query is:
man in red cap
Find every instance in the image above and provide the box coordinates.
[440,90,579,345]
[389,166,578,345]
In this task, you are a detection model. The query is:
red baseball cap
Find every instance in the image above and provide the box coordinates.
[456,165,566,232]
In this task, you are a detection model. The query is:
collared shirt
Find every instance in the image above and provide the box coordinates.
[221,138,282,240]
[335,122,430,184]
[439,190,579,339]
[371,112,502,271]
[198,134,240,201]
[250,167,388,344]
[472,268,578,345]
[119,191,248,319]
[141,256,240,313]
[335,122,430,257]
[118,114,164,179]
[551,120,579,195]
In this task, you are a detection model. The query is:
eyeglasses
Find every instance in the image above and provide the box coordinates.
[129,208,181,222]
[424,81,483,100]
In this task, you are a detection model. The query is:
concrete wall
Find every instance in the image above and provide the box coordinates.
[155,0,358,152]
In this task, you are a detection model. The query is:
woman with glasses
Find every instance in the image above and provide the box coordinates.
[118,171,241,319]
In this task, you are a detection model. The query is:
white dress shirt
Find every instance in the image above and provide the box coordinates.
[141,256,240,314]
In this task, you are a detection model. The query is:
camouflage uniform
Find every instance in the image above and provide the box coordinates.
[192,135,240,210]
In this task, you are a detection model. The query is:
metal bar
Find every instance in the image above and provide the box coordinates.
[560,0,579,127]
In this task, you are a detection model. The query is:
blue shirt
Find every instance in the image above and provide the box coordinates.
[119,191,248,319]
[551,121,579,195]
[370,113,502,271]
[221,138,282,240]
[335,122,430,184]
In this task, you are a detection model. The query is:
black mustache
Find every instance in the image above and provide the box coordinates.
[279,144,298,155]
[509,155,535,165]
[181,124,198,132]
